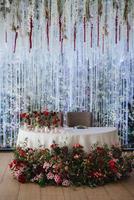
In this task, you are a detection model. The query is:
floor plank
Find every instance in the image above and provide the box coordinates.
[0,153,11,183]
[104,182,134,200]
[0,153,134,200]
[84,186,111,200]
[0,153,20,200]
[120,172,134,197]
[63,187,88,200]
[18,184,40,200]
[41,186,64,200]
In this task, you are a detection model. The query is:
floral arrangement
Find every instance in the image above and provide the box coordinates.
[20,110,62,129]
[9,143,134,187]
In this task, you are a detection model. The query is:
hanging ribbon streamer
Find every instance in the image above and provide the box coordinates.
[83,16,86,43]
[90,23,93,48]
[29,17,33,51]
[102,33,104,54]
[46,19,49,51]
[119,23,121,41]
[74,22,76,51]
[59,16,62,42]
[61,38,63,54]
[115,7,118,44]
[5,31,7,43]
[127,21,130,52]
[13,31,18,53]
[97,16,100,47]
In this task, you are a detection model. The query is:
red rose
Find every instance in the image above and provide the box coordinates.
[96,147,105,155]
[43,110,49,116]
[20,113,27,119]
[74,154,80,159]
[19,149,26,157]
[109,160,117,173]
[25,114,29,119]
[9,159,18,169]
[109,160,115,168]
[50,143,58,149]
[73,144,83,148]
[18,174,26,183]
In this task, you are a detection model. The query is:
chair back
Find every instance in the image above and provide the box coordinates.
[66,112,92,127]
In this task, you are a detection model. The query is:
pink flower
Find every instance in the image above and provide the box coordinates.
[43,162,51,172]
[47,172,54,180]
[31,174,43,182]
[73,144,83,148]
[116,172,122,179]
[93,171,103,178]
[62,179,70,187]
[14,170,21,179]
[54,174,62,184]
[74,154,80,159]
[28,148,34,154]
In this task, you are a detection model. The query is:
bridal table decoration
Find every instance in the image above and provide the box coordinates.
[20,110,62,130]
[9,143,134,187]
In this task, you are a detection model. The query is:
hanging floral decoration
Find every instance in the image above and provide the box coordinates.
[44,0,50,50]
[123,0,131,22]
[97,0,103,47]
[27,0,35,51]
[12,23,19,53]
[57,0,65,42]
[85,0,91,21]
[0,0,133,51]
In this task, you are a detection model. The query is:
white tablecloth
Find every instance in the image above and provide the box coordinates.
[17,127,120,152]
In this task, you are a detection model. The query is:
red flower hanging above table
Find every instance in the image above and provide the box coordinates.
[29,16,33,51]
[12,24,19,53]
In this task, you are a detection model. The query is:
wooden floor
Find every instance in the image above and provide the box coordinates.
[0,153,134,200]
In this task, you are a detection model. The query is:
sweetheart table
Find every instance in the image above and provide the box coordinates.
[16,127,120,152]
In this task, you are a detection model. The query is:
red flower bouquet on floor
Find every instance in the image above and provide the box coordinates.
[9,144,134,187]
[20,110,62,129]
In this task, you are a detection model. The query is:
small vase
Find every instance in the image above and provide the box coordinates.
[44,126,49,133]
[23,123,27,130]
[35,126,39,132]
[54,127,58,133]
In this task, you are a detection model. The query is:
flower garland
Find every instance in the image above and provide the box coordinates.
[9,143,134,187]
[57,0,65,42]
[44,0,50,51]
[27,0,35,51]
